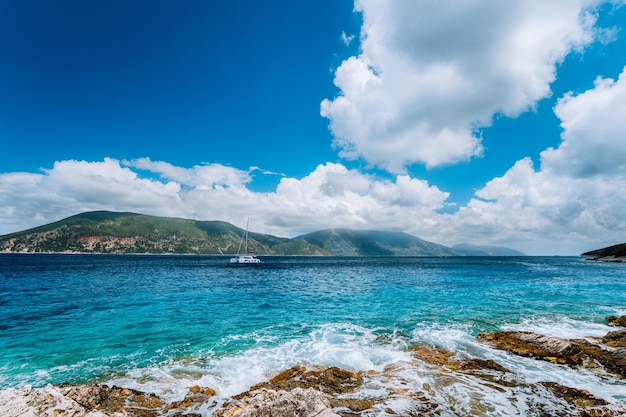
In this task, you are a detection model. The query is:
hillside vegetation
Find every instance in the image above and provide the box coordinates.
[295,229,462,256]
[582,243,626,262]
[0,211,324,255]
[0,211,525,256]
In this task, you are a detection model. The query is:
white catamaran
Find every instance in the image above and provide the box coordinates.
[229,218,261,264]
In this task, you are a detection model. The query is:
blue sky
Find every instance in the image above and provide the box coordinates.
[1,0,626,255]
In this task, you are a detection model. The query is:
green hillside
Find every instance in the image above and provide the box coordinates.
[582,243,626,260]
[0,211,325,255]
[0,211,527,257]
[295,229,462,256]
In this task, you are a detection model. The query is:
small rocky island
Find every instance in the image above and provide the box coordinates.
[3,315,626,417]
[582,243,626,263]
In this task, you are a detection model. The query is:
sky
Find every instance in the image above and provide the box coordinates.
[1,0,626,255]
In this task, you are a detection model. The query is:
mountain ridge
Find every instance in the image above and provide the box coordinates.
[0,211,524,256]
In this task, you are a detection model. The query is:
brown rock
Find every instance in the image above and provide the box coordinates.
[411,346,459,368]
[605,315,626,327]
[59,384,164,417]
[539,381,609,409]
[581,404,626,417]
[478,331,584,365]
[459,358,511,373]
[214,387,340,417]
[601,329,626,347]
[572,339,626,377]
[328,397,375,413]
[163,385,217,414]
[243,366,364,397]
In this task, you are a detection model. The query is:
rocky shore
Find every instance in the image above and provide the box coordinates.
[3,316,626,417]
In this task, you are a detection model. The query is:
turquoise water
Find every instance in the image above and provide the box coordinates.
[1,254,626,414]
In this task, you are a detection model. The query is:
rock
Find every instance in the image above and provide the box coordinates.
[605,315,626,327]
[572,339,626,377]
[0,384,137,417]
[59,384,163,417]
[601,329,626,347]
[0,384,166,417]
[478,330,626,378]
[539,381,609,409]
[459,358,511,373]
[163,385,217,414]
[580,404,626,417]
[411,346,459,368]
[213,387,340,417]
[328,397,375,413]
[478,331,584,365]
[244,366,364,397]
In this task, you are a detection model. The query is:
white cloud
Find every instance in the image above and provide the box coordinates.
[340,31,355,46]
[322,0,606,172]
[126,157,252,189]
[542,67,626,177]
[440,66,626,254]
[0,159,449,240]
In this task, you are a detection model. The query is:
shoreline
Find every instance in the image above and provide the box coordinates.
[3,315,626,417]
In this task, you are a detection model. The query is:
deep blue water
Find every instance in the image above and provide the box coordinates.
[1,254,625,413]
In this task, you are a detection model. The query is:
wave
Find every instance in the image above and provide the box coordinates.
[95,319,626,415]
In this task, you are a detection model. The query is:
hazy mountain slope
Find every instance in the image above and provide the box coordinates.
[452,243,526,256]
[295,229,462,256]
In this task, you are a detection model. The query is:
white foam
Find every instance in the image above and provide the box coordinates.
[101,320,626,416]
[501,315,612,340]
[105,322,410,403]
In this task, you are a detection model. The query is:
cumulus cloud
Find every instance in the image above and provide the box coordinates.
[542,67,626,177]
[441,66,626,254]
[126,157,253,189]
[0,159,449,239]
[321,0,606,172]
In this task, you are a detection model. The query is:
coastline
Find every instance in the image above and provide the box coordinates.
[586,255,626,263]
[3,315,626,417]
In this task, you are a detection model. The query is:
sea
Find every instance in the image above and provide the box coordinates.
[1,254,625,416]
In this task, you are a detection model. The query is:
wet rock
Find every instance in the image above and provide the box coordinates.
[163,384,217,414]
[605,315,626,327]
[538,381,609,409]
[245,366,364,396]
[214,387,340,417]
[459,358,511,373]
[328,397,376,415]
[572,339,626,377]
[411,346,460,368]
[601,329,626,347]
[231,366,372,415]
[478,331,584,365]
[478,330,626,378]
[581,404,626,417]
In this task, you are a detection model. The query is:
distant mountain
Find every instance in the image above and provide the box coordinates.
[0,211,326,255]
[295,229,462,256]
[0,210,531,257]
[581,243,626,262]
[452,243,526,256]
